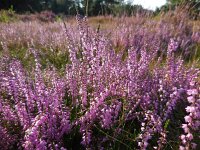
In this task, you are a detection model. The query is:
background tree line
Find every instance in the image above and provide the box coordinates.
[0,0,199,17]
[0,0,146,16]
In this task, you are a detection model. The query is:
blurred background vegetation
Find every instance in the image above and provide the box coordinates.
[0,0,199,18]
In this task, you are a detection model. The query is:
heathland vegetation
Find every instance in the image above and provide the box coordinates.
[0,0,199,150]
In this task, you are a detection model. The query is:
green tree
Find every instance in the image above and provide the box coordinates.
[81,0,123,16]
[51,0,78,15]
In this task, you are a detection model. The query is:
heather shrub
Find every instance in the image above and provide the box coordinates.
[0,15,199,150]
[0,14,199,71]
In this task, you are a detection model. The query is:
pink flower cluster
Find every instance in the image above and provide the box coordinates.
[180,82,200,150]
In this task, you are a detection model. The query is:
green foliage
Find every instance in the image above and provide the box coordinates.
[164,119,170,130]
[0,6,16,23]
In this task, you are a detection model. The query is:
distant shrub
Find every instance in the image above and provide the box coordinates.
[37,11,56,22]
[18,11,57,22]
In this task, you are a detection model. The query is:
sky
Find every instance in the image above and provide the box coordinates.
[126,0,167,10]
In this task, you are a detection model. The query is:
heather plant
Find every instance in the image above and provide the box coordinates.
[0,54,71,149]
[0,12,200,65]
[180,81,200,150]
[0,15,199,150]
